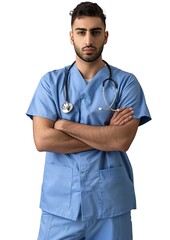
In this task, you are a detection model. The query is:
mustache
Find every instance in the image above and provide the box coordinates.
[82,46,96,50]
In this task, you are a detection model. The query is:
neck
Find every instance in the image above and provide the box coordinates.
[75,57,105,79]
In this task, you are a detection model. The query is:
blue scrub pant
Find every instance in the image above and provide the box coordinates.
[38,211,132,240]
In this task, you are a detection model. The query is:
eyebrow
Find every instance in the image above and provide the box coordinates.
[75,27,103,31]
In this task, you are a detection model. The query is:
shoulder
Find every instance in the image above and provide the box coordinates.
[110,65,136,80]
[109,65,140,88]
[40,67,66,84]
[38,65,73,91]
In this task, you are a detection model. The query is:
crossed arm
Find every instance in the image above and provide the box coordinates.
[33,106,140,154]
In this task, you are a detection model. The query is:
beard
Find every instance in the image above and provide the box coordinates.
[73,42,104,62]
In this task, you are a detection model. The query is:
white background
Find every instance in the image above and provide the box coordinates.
[0,0,169,239]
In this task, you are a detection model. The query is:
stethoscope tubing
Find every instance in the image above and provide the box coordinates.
[62,60,118,113]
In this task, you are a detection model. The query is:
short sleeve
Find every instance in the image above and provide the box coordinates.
[117,74,151,126]
[26,73,58,121]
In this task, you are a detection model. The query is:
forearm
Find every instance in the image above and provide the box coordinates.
[33,116,92,154]
[39,129,92,154]
[33,107,135,154]
[55,119,140,152]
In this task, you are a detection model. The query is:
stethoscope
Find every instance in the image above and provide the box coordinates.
[61,60,119,113]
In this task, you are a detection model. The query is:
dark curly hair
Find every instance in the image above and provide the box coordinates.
[70,2,106,28]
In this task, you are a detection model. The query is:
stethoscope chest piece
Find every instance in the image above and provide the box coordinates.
[62,101,73,113]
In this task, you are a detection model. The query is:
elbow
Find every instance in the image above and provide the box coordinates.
[34,137,46,152]
[119,143,131,152]
[35,145,44,152]
[118,138,134,152]
[108,139,132,152]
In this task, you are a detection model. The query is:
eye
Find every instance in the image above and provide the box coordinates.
[91,30,101,36]
[77,31,86,36]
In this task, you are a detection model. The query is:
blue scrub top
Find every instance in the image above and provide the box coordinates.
[26,63,151,220]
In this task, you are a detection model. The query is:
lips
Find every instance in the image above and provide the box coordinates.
[83,47,95,54]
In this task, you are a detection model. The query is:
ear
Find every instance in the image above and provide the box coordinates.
[70,31,74,44]
[104,31,109,44]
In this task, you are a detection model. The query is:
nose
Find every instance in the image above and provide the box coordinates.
[85,32,93,46]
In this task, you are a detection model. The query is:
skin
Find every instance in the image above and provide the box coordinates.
[33,16,140,154]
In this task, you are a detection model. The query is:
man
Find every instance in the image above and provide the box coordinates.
[26,2,151,239]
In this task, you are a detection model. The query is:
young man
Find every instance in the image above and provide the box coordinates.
[26,2,151,239]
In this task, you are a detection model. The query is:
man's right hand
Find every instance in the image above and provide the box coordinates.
[110,106,134,126]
